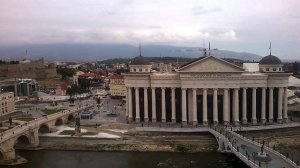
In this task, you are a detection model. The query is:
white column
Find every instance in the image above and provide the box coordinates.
[135,87,140,122]
[233,88,239,125]
[252,88,257,124]
[26,83,30,96]
[223,88,229,125]
[261,87,266,124]
[192,88,197,125]
[151,88,156,122]
[269,87,274,123]
[144,87,148,122]
[126,87,129,120]
[14,82,18,97]
[181,88,187,125]
[171,88,176,123]
[242,88,247,124]
[228,90,231,123]
[283,87,288,123]
[128,87,133,122]
[213,88,218,124]
[202,89,208,125]
[277,87,283,123]
[161,88,166,122]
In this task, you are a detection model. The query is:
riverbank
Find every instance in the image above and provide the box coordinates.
[37,126,300,154]
[38,131,218,152]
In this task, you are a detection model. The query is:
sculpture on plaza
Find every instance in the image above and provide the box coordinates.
[74,115,81,136]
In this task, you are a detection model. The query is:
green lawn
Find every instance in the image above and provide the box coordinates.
[41,109,66,115]
[15,105,34,109]
[15,117,35,121]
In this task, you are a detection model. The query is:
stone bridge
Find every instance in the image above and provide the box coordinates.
[208,127,299,168]
[0,105,93,164]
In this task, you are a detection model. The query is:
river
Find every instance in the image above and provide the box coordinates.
[0,150,248,168]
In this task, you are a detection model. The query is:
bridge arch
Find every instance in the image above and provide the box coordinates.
[67,114,75,122]
[14,134,31,148]
[55,118,63,126]
[39,124,51,133]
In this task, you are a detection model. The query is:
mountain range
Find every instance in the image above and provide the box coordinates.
[0,43,262,62]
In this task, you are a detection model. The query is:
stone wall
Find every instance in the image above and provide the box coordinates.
[0,59,57,80]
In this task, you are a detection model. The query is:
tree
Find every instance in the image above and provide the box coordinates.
[66,84,81,103]
[56,67,76,80]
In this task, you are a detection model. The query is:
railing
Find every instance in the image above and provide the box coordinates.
[229,130,299,168]
[0,105,93,143]
[208,128,259,168]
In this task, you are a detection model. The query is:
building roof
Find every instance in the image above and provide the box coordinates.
[131,56,151,65]
[79,72,95,77]
[259,55,282,65]
[179,56,205,69]
[109,74,124,79]
[178,56,244,72]
[289,76,300,87]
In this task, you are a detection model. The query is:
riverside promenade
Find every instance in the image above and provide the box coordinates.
[136,123,300,168]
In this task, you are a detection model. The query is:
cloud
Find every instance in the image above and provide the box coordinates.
[0,0,299,59]
[191,6,222,15]
[218,30,237,41]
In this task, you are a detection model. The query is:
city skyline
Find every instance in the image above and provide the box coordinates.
[0,0,299,59]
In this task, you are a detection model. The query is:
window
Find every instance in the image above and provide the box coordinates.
[134,68,136,72]
[266,68,269,71]
[145,68,148,72]
[279,68,281,71]
[139,68,142,72]
[273,68,276,71]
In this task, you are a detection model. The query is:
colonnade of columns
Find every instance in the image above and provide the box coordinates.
[126,87,289,125]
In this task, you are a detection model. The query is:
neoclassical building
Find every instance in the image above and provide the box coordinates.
[124,54,290,126]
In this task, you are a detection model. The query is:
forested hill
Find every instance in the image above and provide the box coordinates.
[97,57,195,65]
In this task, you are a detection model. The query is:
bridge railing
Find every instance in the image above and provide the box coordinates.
[208,128,259,168]
[0,105,93,143]
[35,105,93,125]
[229,130,299,168]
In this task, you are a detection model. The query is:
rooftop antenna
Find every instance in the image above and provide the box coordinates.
[269,41,272,55]
[203,48,207,57]
[208,42,211,56]
[25,49,28,60]
[203,39,207,57]
[139,43,142,56]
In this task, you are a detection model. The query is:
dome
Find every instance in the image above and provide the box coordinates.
[131,56,150,65]
[259,55,282,65]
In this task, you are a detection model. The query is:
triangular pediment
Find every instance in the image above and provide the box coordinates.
[178,56,244,72]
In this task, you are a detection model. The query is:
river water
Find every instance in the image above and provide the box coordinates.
[1,150,248,168]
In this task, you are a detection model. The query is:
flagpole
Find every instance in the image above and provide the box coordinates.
[269,42,272,55]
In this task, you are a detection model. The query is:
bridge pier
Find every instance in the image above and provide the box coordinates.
[1,147,16,161]
[29,127,39,147]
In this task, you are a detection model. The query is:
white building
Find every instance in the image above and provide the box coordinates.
[124,54,290,126]
[152,62,173,73]
[109,74,126,97]
[0,92,15,116]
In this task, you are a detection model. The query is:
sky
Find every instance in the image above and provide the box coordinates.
[0,0,299,59]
